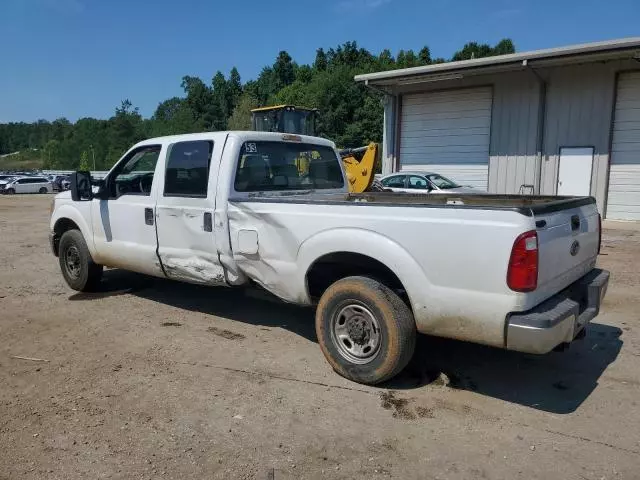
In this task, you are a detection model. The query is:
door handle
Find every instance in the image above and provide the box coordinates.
[144,208,154,226]
[203,212,213,232]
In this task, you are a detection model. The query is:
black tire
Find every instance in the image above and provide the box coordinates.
[6,188,15,195]
[39,187,48,194]
[315,276,416,385]
[58,230,103,292]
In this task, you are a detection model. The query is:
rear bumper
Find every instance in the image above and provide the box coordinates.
[506,268,609,354]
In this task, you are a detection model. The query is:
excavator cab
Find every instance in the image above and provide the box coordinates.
[251,105,318,136]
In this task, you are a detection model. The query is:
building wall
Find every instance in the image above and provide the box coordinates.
[384,58,640,214]
[488,72,541,194]
[540,62,619,212]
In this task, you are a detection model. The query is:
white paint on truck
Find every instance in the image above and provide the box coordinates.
[49,131,609,384]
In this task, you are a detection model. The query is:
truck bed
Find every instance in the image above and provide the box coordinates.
[238,191,595,216]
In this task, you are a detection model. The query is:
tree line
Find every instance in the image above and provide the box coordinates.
[0,39,515,171]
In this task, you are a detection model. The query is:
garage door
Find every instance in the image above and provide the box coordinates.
[608,72,640,221]
[399,87,492,190]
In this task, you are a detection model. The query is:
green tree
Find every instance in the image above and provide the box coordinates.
[42,139,62,169]
[0,38,516,167]
[273,51,295,89]
[228,93,258,130]
[79,150,91,170]
[314,48,328,71]
[419,46,432,65]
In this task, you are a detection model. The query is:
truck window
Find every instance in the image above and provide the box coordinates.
[111,147,161,197]
[164,140,213,198]
[234,141,344,192]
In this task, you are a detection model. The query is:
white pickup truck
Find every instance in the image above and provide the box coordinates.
[49,131,609,385]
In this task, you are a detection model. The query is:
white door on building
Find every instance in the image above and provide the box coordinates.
[399,87,492,190]
[608,72,640,221]
[557,147,593,196]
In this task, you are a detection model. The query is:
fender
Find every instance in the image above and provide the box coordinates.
[296,227,433,321]
[50,202,97,259]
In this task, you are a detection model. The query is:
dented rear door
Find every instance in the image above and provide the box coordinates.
[155,136,227,285]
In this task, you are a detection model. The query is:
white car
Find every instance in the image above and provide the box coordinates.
[380,171,477,194]
[49,131,608,385]
[1,176,52,194]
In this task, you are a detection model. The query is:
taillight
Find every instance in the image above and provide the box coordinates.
[598,213,602,254]
[507,231,538,292]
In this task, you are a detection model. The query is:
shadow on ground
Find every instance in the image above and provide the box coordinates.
[69,268,317,342]
[389,324,623,414]
[71,269,623,414]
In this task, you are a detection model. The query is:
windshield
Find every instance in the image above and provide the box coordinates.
[234,141,344,192]
[252,109,316,136]
[426,174,461,189]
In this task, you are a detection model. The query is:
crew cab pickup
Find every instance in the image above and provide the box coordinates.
[49,131,609,385]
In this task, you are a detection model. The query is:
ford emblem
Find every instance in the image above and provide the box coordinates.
[570,240,580,256]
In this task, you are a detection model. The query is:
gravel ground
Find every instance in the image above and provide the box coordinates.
[1,194,639,480]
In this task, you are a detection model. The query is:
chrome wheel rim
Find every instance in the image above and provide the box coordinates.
[65,245,81,279]
[331,303,381,364]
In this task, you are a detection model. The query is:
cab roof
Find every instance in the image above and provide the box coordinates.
[134,131,336,149]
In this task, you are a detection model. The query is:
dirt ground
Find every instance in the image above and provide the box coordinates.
[1,195,639,480]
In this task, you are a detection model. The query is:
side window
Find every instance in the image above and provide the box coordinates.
[164,140,213,197]
[382,175,406,188]
[110,146,161,198]
[407,176,429,189]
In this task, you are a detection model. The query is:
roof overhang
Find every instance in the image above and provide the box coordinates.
[355,37,640,89]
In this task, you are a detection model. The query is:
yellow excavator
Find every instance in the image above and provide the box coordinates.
[250,105,381,193]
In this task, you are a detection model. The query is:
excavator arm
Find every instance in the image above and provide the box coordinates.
[340,143,380,193]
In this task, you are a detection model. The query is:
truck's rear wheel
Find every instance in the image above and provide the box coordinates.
[315,276,416,385]
[58,230,103,292]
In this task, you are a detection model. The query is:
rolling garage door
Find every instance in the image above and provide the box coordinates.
[608,72,640,221]
[399,87,492,190]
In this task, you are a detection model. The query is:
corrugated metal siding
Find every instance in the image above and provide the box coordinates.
[540,63,618,213]
[488,72,541,194]
[400,88,492,189]
[608,72,640,220]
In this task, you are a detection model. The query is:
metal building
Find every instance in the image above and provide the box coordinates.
[355,38,640,220]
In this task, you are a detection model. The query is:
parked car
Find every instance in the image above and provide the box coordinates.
[49,131,608,385]
[380,171,477,194]
[1,176,52,194]
[49,175,71,192]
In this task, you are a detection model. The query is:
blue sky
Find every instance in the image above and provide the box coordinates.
[1,0,638,123]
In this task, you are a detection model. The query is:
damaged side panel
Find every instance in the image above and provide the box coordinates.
[156,205,227,286]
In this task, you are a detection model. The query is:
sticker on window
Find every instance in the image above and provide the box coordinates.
[245,143,257,154]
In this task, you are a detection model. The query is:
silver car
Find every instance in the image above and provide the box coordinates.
[0,176,52,194]
[379,171,477,194]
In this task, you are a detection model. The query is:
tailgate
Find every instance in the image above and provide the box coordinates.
[534,200,600,300]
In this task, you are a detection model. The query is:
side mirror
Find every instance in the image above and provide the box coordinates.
[70,171,93,201]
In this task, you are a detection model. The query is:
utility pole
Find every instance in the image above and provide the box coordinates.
[90,145,95,171]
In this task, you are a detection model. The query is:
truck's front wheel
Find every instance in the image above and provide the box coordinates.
[58,230,103,292]
[315,276,416,385]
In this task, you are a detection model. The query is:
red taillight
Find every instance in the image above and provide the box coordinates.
[507,231,538,292]
[598,213,602,254]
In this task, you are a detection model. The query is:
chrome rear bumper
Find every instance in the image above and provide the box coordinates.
[506,269,609,354]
